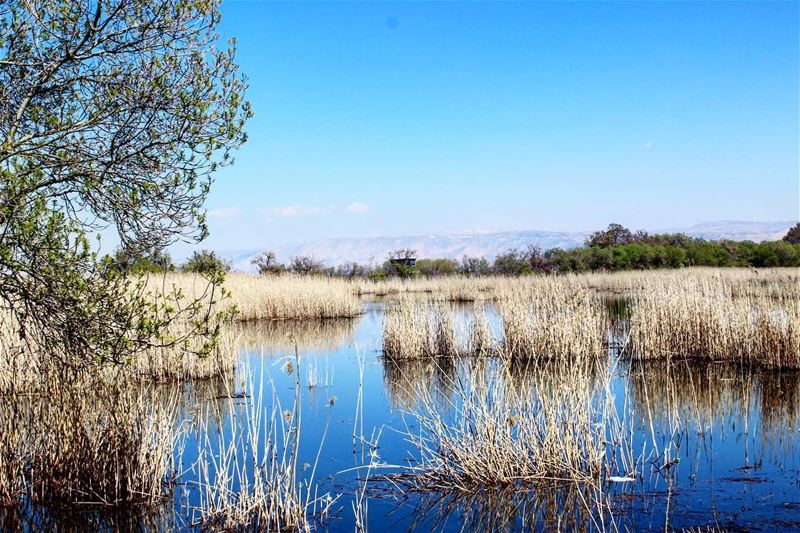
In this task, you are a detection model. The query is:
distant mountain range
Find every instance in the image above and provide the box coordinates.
[222,220,796,271]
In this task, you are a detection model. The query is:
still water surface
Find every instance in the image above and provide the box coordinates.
[175,302,800,532]
[18,302,796,531]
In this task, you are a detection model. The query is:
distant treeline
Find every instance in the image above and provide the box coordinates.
[110,223,800,277]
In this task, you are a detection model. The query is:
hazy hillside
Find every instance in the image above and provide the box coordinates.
[222,220,796,271]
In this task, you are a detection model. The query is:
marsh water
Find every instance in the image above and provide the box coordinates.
[19,301,800,531]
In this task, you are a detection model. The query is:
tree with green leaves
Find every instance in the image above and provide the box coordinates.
[586,223,635,248]
[0,1,250,366]
[111,245,174,274]
[251,250,285,275]
[182,250,231,275]
[783,223,800,245]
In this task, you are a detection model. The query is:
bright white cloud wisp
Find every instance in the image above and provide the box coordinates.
[347,202,369,214]
[260,204,332,221]
[207,207,240,219]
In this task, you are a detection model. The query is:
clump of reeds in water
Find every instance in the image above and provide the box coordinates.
[193,370,335,531]
[131,321,240,382]
[397,358,635,495]
[627,277,800,369]
[0,296,239,391]
[212,273,362,320]
[382,299,463,360]
[498,281,607,361]
[0,371,183,509]
[0,305,44,393]
[468,304,494,357]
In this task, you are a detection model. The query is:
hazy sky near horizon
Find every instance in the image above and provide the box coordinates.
[194,1,799,251]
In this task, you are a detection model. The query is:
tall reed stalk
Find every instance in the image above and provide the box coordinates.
[397,358,635,494]
[627,276,800,368]
[498,282,606,360]
[193,354,336,531]
[0,372,184,508]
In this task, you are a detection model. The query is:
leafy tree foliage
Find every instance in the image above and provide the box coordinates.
[416,258,459,277]
[492,248,534,276]
[181,250,230,275]
[289,256,326,275]
[0,1,250,365]
[783,223,800,245]
[586,223,635,247]
[111,246,174,274]
[251,250,284,275]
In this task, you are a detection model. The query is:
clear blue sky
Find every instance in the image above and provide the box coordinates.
[197,0,799,251]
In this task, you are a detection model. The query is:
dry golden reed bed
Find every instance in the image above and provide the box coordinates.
[3,267,798,389]
[625,273,800,368]
[0,266,797,527]
[379,268,799,368]
[166,273,362,321]
[0,371,183,509]
[363,266,800,302]
[396,357,637,501]
[0,304,239,391]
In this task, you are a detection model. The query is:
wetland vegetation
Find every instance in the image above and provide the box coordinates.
[1,1,798,531]
[1,267,799,531]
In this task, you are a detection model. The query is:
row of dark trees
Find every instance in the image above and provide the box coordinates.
[112,223,800,278]
[108,248,230,275]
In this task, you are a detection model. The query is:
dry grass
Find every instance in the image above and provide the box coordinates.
[498,280,607,360]
[0,305,240,390]
[358,276,497,301]
[362,267,800,304]
[193,368,335,531]
[469,303,494,357]
[626,274,800,368]
[396,357,636,499]
[382,281,608,362]
[220,273,361,321]
[0,372,184,509]
[371,268,798,368]
[130,321,240,381]
[382,299,463,360]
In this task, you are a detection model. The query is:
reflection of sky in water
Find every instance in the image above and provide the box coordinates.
[176,304,800,532]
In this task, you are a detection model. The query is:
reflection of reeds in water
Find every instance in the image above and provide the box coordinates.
[395,357,635,498]
[193,369,335,531]
[758,369,800,440]
[237,318,356,354]
[406,481,616,533]
[0,371,184,510]
[0,501,176,533]
[627,360,800,441]
[382,357,457,409]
